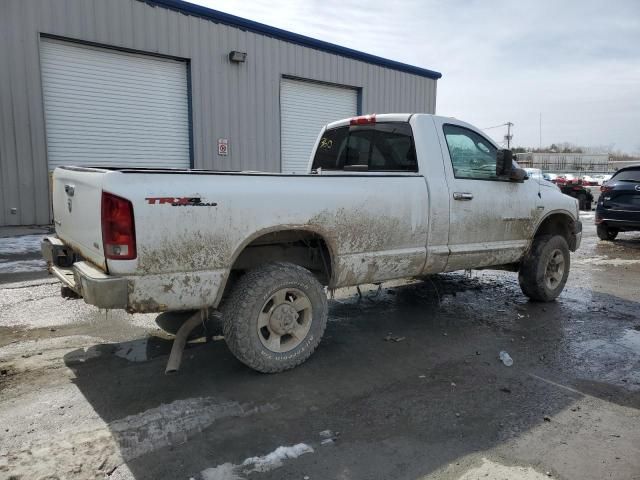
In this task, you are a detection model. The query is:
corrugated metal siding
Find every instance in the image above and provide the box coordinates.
[0,0,437,226]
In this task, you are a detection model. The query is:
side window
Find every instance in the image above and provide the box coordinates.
[368,123,417,171]
[443,124,498,180]
[311,123,417,172]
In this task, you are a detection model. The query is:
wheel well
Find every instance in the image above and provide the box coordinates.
[228,230,333,285]
[533,213,578,251]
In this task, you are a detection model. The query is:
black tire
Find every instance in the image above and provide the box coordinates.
[221,262,328,373]
[518,235,570,302]
[597,225,618,241]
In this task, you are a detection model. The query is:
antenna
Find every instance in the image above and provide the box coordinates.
[539,113,542,149]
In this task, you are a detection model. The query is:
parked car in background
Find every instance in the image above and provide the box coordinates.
[595,165,640,240]
[524,168,560,191]
[595,174,613,186]
[543,173,556,182]
[523,168,543,181]
[559,178,594,210]
[555,174,577,186]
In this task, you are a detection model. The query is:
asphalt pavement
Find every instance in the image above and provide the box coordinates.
[0,214,639,480]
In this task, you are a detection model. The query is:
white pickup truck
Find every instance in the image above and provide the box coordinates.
[42,114,581,373]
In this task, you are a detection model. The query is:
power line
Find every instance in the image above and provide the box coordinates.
[482,122,514,149]
[481,123,509,130]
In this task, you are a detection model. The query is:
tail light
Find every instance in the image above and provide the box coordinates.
[595,214,603,224]
[350,114,376,125]
[600,185,613,192]
[101,191,136,260]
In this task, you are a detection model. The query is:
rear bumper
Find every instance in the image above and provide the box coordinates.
[598,219,640,231]
[42,251,128,314]
[595,207,640,231]
[42,236,226,313]
[42,236,129,309]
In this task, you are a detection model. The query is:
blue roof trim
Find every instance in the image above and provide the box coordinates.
[144,0,442,80]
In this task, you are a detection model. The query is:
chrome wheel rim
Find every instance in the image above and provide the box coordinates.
[544,249,565,291]
[257,288,312,353]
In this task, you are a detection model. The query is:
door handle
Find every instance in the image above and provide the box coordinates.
[64,184,75,196]
[453,192,473,201]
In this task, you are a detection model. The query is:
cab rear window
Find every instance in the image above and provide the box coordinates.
[312,123,417,172]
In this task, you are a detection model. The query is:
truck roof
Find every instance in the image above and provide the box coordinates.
[324,113,461,130]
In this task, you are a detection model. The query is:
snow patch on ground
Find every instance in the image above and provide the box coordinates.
[574,255,640,266]
[199,443,314,480]
[0,391,276,480]
[0,234,48,255]
[0,258,47,273]
[454,458,552,480]
[200,463,244,480]
[111,398,274,461]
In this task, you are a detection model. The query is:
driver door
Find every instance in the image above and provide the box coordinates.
[433,119,538,271]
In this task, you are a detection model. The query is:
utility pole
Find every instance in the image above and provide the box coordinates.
[505,122,514,149]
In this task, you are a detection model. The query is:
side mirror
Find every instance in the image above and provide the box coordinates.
[496,149,513,177]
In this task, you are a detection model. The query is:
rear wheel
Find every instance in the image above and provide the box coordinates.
[221,262,328,373]
[518,235,570,302]
[597,225,618,241]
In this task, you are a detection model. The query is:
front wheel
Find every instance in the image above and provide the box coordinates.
[597,225,618,241]
[221,262,328,373]
[518,235,570,302]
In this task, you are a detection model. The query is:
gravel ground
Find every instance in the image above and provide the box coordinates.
[0,214,639,480]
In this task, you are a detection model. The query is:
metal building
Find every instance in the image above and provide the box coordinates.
[0,0,441,226]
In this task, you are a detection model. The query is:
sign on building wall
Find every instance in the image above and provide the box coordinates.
[218,138,229,156]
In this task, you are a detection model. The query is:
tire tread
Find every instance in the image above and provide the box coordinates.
[221,262,327,373]
[518,234,569,302]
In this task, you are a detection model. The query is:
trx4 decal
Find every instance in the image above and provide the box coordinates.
[145,197,217,207]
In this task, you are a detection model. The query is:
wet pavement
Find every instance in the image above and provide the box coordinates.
[0,214,639,480]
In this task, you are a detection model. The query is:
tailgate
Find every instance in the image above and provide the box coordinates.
[603,184,640,212]
[52,167,107,269]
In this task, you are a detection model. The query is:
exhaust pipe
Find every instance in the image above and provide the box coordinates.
[165,309,206,374]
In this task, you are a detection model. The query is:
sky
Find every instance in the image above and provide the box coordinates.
[191,0,640,153]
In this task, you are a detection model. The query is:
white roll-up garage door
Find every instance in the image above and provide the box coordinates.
[40,38,190,170]
[280,78,357,173]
